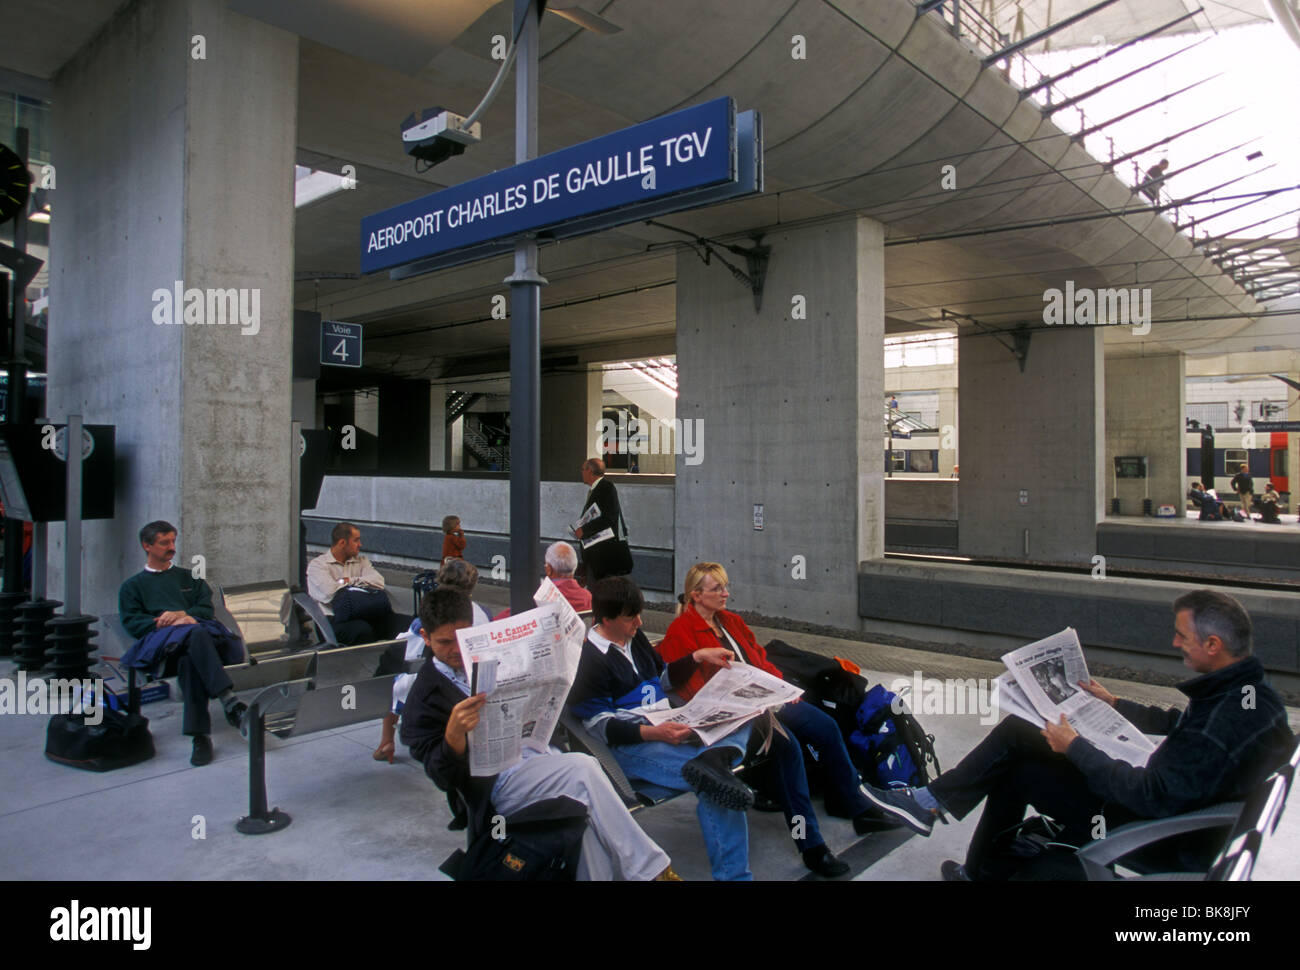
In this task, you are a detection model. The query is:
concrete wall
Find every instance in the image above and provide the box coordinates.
[47,0,296,617]
[310,474,674,550]
[885,479,957,520]
[540,369,600,482]
[674,216,884,626]
[958,326,1104,562]
[1105,353,1184,514]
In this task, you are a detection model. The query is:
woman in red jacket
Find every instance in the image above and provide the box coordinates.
[659,562,886,853]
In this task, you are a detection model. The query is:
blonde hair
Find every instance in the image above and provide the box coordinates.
[441,515,461,534]
[683,562,728,605]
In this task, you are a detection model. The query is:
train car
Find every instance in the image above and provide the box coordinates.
[1184,430,1289,509]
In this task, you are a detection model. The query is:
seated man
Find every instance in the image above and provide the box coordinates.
[119,520,247,766]
[400,587,677,881]
[1258,483,1282,524]
[494,541,592,620]
[861,590,1294,881]
[1189,482,1225,521]
[568,577,763,881]
[306,521,399,645]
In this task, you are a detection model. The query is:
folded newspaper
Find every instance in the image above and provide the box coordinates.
[642,663,802,746]
[456,578,587,777]
[996,628,1156,767]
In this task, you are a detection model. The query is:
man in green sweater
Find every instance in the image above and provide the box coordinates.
[119,521,247,766]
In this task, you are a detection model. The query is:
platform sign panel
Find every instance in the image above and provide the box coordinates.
[361,97,737,274]
[321,321,362,368]
[1255,421,1300,432]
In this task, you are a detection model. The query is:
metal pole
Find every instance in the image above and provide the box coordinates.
[506,0,547,614]
[32,522,46,599]
[4,128,31,594]
[65,414,82,616]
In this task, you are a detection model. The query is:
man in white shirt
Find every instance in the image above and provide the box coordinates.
[306,522,399,644]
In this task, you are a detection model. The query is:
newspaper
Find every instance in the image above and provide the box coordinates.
[1000,628,1156,767]
[643,663,802,746]
[456,601,582,777]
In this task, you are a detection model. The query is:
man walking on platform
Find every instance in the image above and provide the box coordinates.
[574,458,633,583]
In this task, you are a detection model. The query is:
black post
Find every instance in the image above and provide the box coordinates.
[506,0,547,615]
[3,128,31,596]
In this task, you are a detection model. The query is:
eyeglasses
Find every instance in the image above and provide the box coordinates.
[699,584,731,594]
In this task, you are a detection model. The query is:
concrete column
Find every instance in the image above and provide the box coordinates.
[47,0,297,614]
[674,216,884,627]
[938,384,958,477]
[449,415,464,471]
[1104,353,1184,515]
[429,386,446,471]
[958,326,1105,562]
[540,368,601,481]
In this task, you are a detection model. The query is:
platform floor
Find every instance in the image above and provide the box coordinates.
[2,585,1296,882]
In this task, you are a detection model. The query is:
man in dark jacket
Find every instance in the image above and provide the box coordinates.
[118,520,246,766]
[1230,463,1255,519]
[574,458,633,582]
[399,587,675,880]
[861,590,1294,880]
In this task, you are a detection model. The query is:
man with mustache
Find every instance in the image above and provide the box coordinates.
[118,520,246,766]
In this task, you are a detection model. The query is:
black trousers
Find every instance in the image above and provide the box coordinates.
[927,716,1137,879]
[333,609,403,646]
[161,626,236,736]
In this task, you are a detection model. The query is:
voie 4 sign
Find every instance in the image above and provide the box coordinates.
[361,97,737,274]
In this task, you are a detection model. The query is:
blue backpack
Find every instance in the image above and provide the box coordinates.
[848,685,940,789]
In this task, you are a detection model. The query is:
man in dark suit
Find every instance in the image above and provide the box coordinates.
[399,587,676,880]
[574,458,633,583]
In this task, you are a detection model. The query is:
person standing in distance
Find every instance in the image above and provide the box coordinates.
[574,458,633,583]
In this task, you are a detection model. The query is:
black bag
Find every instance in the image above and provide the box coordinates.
[412,571,438,616]
[440,796,588,881]
[764,638,868,738]
[981,815,1085,881]
[45,707,156,773]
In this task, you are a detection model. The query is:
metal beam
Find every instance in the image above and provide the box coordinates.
[1045,38,1210,116]
[1074,75,1220,141]
[1021,9,1203,97]
[982,0,1124,65]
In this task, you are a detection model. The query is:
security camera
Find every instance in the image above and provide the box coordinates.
[401,108,482,168]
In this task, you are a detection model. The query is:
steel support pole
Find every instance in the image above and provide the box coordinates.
[65,414,82,616]
[506,0,547,615]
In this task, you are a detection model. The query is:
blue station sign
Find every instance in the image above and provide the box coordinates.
[361,97,737,275]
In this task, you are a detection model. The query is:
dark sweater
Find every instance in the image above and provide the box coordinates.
[118,567,215,639]
[1067,656,1293,818]
[568,630,699,746]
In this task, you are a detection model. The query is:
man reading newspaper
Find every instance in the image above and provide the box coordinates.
[861,590,1293,880]
[568,577,854,879]
[400,587,678,881]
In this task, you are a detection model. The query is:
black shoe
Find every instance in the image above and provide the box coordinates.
[853,809,900,835]
[941,859,971,882]
[190,735,214,766]
[859,784,936,837]
[802,844,850,878]
[682,748,755,811]
[752,792,784,813]
[224,700,248,732]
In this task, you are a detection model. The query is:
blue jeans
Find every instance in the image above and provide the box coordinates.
[611,724,752,881]
[773,701,872,841]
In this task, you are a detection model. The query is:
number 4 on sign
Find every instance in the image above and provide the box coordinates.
[333,339,348,362]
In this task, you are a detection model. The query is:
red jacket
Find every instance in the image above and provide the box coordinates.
[441,532,467,561]
[657,604,784,701]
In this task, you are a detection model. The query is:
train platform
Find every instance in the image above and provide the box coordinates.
[1,574,1296,884]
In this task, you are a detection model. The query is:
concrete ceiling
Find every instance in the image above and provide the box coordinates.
[4,0,1283,386]
[290,0,1269,381]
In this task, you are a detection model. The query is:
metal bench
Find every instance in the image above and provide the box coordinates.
[234,639,416,835]
[1076,736,1300,880]
[291,588,410,648]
